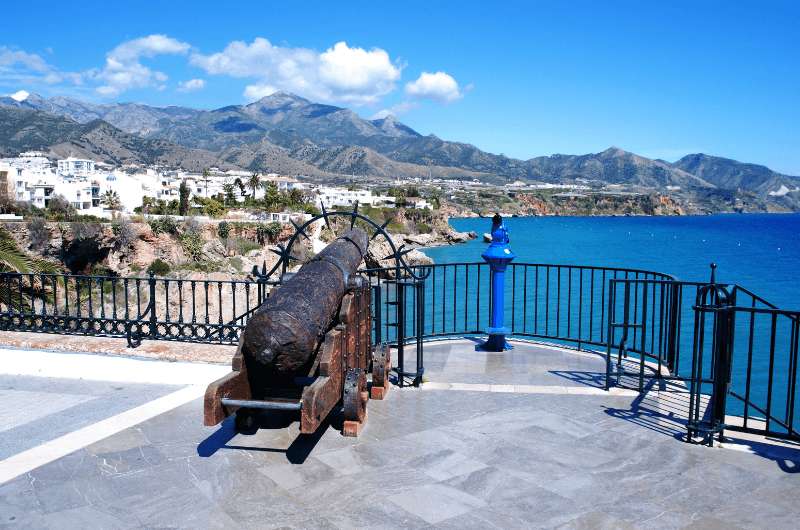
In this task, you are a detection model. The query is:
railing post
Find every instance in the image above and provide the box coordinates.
[710,305,734,443]
[396,280,406,387]
[687,263,734,446]
[414,278,425,387]
[372,282,382,347]
[605,279,615,390]
[666,281,680,372]
[148,271,157,340]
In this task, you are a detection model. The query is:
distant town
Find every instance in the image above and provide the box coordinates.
[0,151,611,223]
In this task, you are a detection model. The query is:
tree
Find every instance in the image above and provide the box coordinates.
[140,196,155,215]
[222,183,236,206]
[248,173,261,200]
[47,194,75,221]
[202,169,210,197]
[234,177,246,197]
[179,180,190,216]
[101,190,122,218]
[0,227,57,309]
[263,182,280,211]
[287,188,306,207]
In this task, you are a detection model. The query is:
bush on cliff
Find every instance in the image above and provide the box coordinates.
[146,259,171,276]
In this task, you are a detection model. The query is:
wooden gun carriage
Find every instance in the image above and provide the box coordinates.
[203,229,390,437]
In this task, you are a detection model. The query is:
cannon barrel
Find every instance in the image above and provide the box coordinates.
[242,228,369,373]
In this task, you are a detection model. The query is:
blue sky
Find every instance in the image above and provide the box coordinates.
[1,0,798,174]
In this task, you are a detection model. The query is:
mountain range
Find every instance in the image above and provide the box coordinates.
[1,91,798,206]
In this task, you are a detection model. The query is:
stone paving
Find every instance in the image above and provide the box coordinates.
[1,339,799,529]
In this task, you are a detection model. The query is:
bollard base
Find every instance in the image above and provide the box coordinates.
[476,333,513,352]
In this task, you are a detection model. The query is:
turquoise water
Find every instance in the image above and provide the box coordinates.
[416,214,800,431]
[425,214,800,309]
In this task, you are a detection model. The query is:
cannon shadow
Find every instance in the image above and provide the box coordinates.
[197,409,339,464]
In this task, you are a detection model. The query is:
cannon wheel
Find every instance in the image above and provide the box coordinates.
[343,368,367,423]
[371,343,391,399]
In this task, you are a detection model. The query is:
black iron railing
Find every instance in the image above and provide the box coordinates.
[0,271,270,347]
[1,260,797,442]
[363,262,799,442]
[363,262,674,349]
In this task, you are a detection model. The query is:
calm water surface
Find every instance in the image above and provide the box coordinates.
[425,214,800,308]
[420,213,800,429]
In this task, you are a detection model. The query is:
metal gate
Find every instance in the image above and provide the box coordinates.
[606,265,800,443]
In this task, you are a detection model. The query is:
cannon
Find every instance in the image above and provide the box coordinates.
[203,228,391,437]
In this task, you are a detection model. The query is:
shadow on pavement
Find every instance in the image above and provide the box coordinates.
[197,410,335,464]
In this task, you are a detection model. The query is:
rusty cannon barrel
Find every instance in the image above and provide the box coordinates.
[242,228,369,374]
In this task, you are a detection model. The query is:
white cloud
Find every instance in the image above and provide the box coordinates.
[0,48,50,72]
[370,100,418,119]
[92,35,190,97]
[243,83,279,101]
[405,71,462,103]
[177,78,205,92]
[191,38,401,105]
[0,46,82,87]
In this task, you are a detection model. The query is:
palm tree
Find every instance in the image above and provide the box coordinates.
[263,182,281,211]
[101,190,122,218]
[0,227,57,309]
[248,173,261,200]
[287,187,305,207]
[202,168,210,197]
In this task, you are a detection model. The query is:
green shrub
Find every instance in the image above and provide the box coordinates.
[233,238,261,255]
[229,256,243,272]
[217,221,230,240]
[146,259,171,276]
[256,222,282,244]
[387,221,407,234]
[179,231,205,261]
[416,222,432,234]
[148,216,178,235]
[176,260,220,273]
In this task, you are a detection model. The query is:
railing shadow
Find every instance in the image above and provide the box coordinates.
[549,370,606,389]
[197,410,335,464]
[601,378,800,473]
[602,378,694,442]
[720,438,800,474]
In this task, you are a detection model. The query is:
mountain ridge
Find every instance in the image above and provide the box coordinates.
[1,92,797,203]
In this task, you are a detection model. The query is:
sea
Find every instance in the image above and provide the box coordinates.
[421,213,800,428]
[425,213,800,309]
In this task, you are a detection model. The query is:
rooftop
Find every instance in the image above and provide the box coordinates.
[1,339,798,528]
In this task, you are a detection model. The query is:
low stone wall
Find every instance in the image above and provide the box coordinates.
[0,331,234,364]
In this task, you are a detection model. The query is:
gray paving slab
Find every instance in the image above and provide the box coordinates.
[0,339,798,529]
[0,375,180,459]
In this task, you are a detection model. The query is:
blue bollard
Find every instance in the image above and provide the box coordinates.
[479,214,516,352]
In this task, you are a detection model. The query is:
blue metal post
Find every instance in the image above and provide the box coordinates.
[479,214,516,351]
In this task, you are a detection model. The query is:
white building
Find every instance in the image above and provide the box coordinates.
[57,157,96,177]
[315,187,395,209]
[405,198,432,210]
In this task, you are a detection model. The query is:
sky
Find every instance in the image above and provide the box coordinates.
[1,0,798,174]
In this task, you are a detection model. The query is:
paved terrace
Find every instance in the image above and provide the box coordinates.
[1,339,799,529]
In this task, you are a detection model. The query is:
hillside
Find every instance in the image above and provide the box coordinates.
[675,153,800,196]
[2,92,799,210]
[526,148,714,188]
[0,107,234,170]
